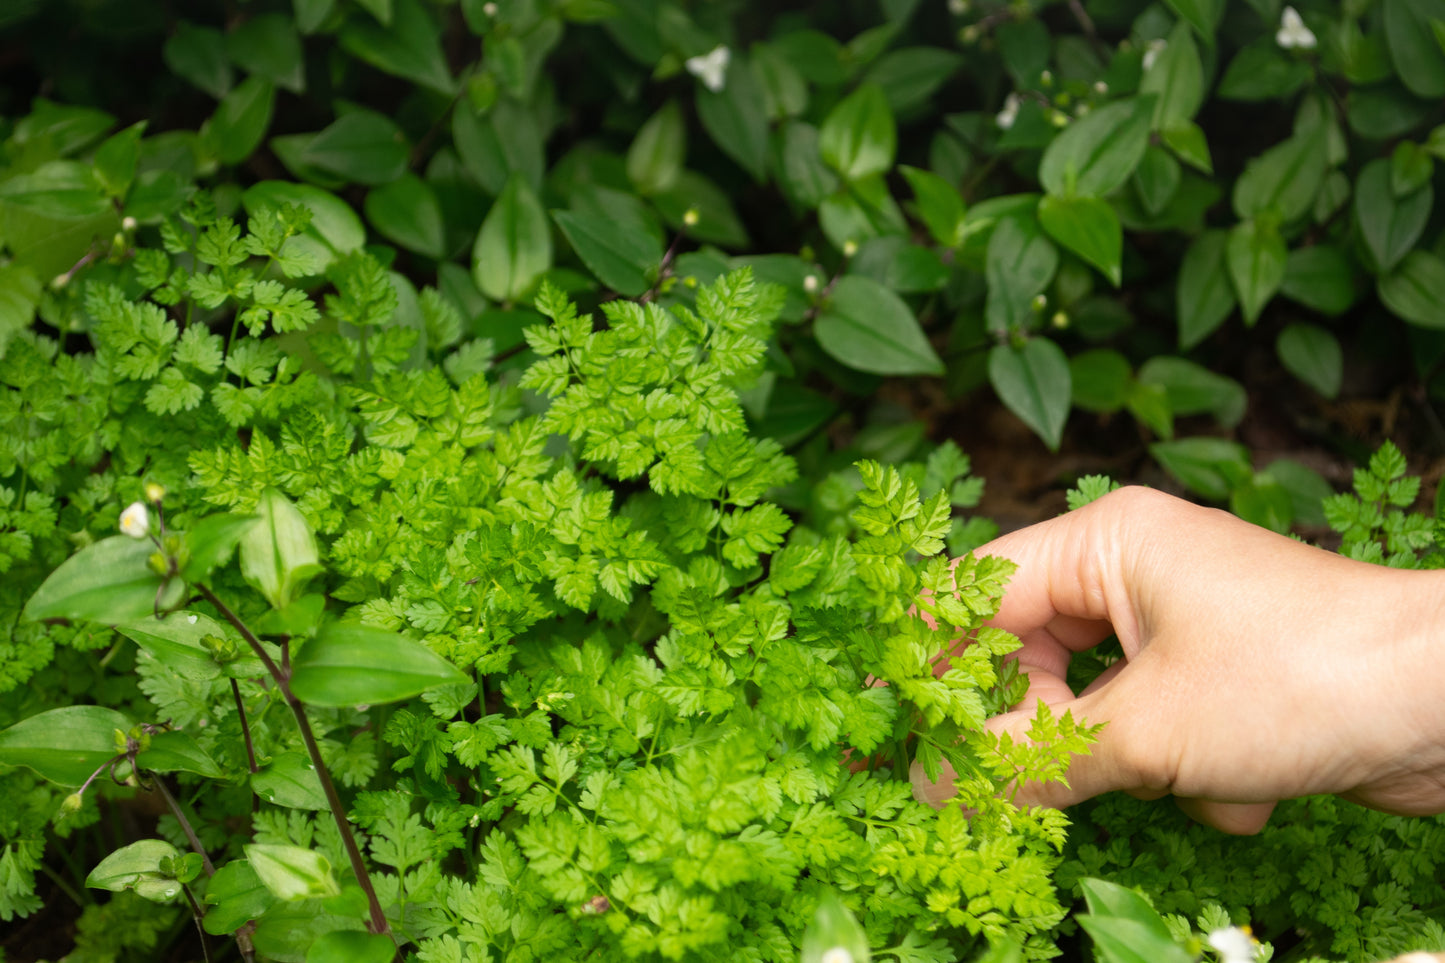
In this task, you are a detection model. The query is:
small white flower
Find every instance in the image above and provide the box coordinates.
[995,92,1021,130]
[803,274,820,294]
[1093,80,1109,94]
[947,0,968,14]
[1142,38,1168,71]
[482,1,497,15]
[121,216,137,231]
[119,501,150,539]
[1276,6,1316,50]
[686,45,730,93]
[841,239,858,258]
[187,614,198,624]
[820,949,854,963]
[1207,926,1260,963]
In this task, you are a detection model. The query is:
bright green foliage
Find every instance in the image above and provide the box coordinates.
[0,217,1095,960]
[1323,441,1441,567]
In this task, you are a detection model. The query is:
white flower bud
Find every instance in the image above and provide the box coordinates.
[820,949,854,963]
[482,1,497,15]
[995,92,1020,130]
[947,0,968,13]
[841,239,858,258]
[119,501,150,539]
[1276,6,1317,50]
[686,45,730,93]
[122,216,137,231]
[1207,926,1260,963]
[682,208,700,227]
[803,274,820,294]
[1143,38,1167,72]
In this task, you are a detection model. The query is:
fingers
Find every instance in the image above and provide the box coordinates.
[1175,798,1276,835]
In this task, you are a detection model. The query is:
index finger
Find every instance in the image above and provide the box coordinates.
[969,492,1143,679]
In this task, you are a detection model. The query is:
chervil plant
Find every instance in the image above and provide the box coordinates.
[0,203,1099,961]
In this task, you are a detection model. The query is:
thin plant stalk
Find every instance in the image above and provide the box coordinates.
[195,583,394,942]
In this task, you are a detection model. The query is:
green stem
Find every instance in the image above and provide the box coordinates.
[231,678,259,774]
[148,772,215,877]
[37,861,88,908]
[181,883,214,963]
[196,583,395,945]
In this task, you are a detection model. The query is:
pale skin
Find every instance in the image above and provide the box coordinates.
[914,486,1445,834]
[912,486,1445,963]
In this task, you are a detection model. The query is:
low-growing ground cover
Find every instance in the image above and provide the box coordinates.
[3,1,1445,961]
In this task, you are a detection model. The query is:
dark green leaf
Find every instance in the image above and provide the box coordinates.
[988,339,1070,451]
[1137,356,1246,426]
[339,0,454,94]
[164,23,233,99]
[626,100,686,195]
[815,275,943,375]
[1277,322,1342,397]
[1225,218,1286,326]
[1392,141,1435,196]
[117,611,229,682]
[653,171,749,248]
[25,535,168,625]
[1347,83,1436,140]
[295,0,337,34]
[1149,438,1251,500]
[94,122,145,199]
[1132,146,1180,217]
[1378,250,1445,328]
[553,209,659,297]
[819,84,897,182]
[252,752,327,810]
[1070,348,1133,413]
[985,217,1059,333]
[1037,194,1122,286]
[696,57,770,182]
[301,112,408,186]
[207,77,275,165]
[0,706,132,786]
[1161,121,1213,174]
[227,13,306,93]
[778,121,838,209]
[860,47,963,114]
[1039,96,1154,198]
[365,174,446,259]
[1162,0,1223,41]
[1355,158,1433,274]
[203,860,276,936]
[900,165,966,248]
[474,175,552,302]
[1280,245,1356,315]
[1384,0,1445,97]
[137,730,223,779]
[183,514,260,584]
[290,621,469,707]
[1139,21,1204,128]
[452,100,544,195]
[1231,126,1326,223]
[1217,41,1311,101]
[305,931,397,963]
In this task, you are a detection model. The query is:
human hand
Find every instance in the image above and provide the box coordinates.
[913,486,1445,834]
